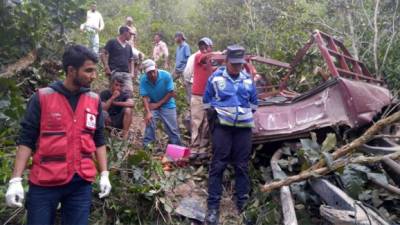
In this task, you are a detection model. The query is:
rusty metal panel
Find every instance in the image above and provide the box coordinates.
[339,78,391,125]
[253,78,392,143]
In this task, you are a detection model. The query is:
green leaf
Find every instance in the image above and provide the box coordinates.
[321,133,336,152]
[128,150,151,166]
[299,138,320,165]
[340,164,367,199]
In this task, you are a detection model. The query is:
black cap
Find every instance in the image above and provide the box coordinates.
[226,45,246,64]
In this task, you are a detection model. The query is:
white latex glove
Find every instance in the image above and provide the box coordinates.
[5,177,24,207]
[98,171,111,198]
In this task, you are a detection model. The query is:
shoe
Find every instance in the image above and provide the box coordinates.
[205,209,219,225]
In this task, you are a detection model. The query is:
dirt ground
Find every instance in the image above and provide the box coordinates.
[93,75,244,224]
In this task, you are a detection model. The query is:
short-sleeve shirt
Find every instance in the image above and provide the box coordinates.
[139,70,176,109]
[100,90,129,116]
[153,41,169,62]
[192,52,213,95]
[104,39,133,72]
[175,41,191,72]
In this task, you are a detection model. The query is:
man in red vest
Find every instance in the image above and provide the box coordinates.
[5,45,111,225]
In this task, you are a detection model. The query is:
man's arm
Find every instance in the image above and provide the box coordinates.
[99,14,104,31]
[100,48,111,76]
[185,44,191,59]
[101,90,119,111]
[95,145,107,172]
[101,98,113,111]
[143,96,151,114]
[112,98,134,107]
[150,73,175,109]
[150,91,175,110]
[143,96,152,125]
[163,43,169,68]
[128,59,134,77]
[11,91,41,177]
[128,47,135,77]
[199,52,219,64]
[11,145,32,178]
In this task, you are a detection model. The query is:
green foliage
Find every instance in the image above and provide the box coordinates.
[0,0,89,69]
[298,133,322,168]
[1,0,400,223]
[246,164,282,224]
[339,164,369,199]
[0,78,26,224]
[0,78,25,132]
[91,138,169,224]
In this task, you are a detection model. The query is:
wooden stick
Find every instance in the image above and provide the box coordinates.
[307,110,400,172]
[382,157,400,186]
[369,177,400,195]
[270,149,298,225]
[261,150,400,192]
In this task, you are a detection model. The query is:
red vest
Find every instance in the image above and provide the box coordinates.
[29,87,99,186]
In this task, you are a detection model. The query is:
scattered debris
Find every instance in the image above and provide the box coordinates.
[175,197,206,222]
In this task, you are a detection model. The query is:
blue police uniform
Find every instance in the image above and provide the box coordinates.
[203,64,258,213]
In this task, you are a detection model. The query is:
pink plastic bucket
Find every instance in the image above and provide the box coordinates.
[165,144,191,161]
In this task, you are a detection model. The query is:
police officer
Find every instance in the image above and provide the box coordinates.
[5,45,112,225]
[203,45,258,225]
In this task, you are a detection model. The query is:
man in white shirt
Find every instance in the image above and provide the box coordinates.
[152,33,169,70]
[183,50,199,103]
[80,3,104,54]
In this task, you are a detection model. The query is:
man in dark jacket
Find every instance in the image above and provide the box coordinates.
[5,45,111,225]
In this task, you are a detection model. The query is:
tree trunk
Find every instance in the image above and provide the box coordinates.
[373,0,380,78]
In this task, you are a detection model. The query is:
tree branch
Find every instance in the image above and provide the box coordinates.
[261,110,400,192]
[381,0,399,72]
[373,0,381,77]
[344,0,359,60]
[261,150,400,193]
[360,0,374,29]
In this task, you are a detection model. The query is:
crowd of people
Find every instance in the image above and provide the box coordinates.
[5,3,258,225]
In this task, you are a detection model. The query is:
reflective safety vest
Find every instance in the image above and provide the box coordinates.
[29,87,99,186]
[203,67,258,128]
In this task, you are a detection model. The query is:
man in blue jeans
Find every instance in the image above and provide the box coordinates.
[5,45,111,225]
[140,59,182,147]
